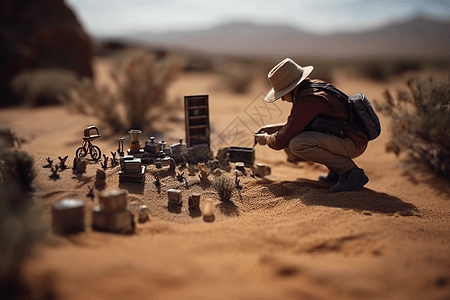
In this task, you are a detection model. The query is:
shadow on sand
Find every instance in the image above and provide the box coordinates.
[259,179,419,216]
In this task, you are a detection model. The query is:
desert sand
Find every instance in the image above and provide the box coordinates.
[1,58,450,300]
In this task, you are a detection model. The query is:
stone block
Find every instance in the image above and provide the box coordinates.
[99,189,128,213]
[52,199,85,234]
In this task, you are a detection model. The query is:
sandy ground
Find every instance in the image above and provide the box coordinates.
[1,59,450,300]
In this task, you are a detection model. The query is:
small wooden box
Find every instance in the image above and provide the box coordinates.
[92,206,133,233]
[52,199,85,235]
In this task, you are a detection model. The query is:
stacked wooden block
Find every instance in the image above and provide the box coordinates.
[92,189,134,234]
[119,156,145,183]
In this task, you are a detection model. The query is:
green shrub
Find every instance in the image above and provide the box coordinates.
[375,75,450,177]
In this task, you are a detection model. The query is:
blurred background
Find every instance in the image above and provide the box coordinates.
[1,0,449,110]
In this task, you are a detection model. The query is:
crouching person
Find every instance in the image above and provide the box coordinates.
[255,58,369,193]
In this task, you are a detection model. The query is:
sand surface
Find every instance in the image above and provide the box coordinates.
[1,60,450,300]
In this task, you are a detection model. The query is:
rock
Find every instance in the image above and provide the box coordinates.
[0,0,94,106]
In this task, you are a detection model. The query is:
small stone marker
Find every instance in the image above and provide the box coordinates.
[167,189,182,205]
[203,199,215,222]
[138,205,150,223]
[188,193,201,209]
[254,163,271,177]
[52,199,85,235]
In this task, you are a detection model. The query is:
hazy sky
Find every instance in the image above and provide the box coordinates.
[66,0,450,36]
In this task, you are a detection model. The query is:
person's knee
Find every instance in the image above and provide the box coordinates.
[288,137,311,154]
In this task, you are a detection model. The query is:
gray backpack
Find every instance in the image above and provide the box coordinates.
[308,83,381,141]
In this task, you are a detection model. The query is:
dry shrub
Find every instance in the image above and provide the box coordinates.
[118,52,184,129]
[62,51,185,133]
[355,59,423,82]
[62,79,125,133]
[10,68,79,106]
[0,148,46,299]
[0,149,36,192]
[213,176,234,202]
[375,75,450,177]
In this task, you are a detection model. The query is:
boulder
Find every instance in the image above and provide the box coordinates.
[0,0,93,106]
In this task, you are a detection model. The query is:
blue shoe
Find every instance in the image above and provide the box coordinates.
[330,168,368,193]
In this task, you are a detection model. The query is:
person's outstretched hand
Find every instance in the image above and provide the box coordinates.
[254,133,269,145]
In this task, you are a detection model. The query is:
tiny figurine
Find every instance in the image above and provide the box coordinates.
[138,205,150,223]
[101,154,109,170]
[43,157,53,168]
[76,126,102,161]
[216,147,230,171]
[167,189,182,206]
[176,171,185,183]
[155,159,162,169]
[188,164,197,176]
[58,155,69,170]
[235,172,243,191]
[95,169,106,190]
[52,199,85,235]
[198,163,209,182]
[49,165,60,180]
[116,137,125,157]
[111,151,119,167]
[87,185,95,200]
[202,199,215,222]
[73,157,86,176]
[168,158,176,173]
[207,159,220,171]
[188,193,201,209]
[153,174,161,193]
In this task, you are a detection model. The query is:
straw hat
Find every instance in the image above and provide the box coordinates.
[264,58,314,103]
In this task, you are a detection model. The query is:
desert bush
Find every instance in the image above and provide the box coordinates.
[118,51,184,130]
[62,79,125,133]
[0,149,36,192]
[62,51,185,133]
[213,176,234,202]
[10,68,79,106]
[0,151,47,299]
[356,59,423,82]
[375,75,450,177]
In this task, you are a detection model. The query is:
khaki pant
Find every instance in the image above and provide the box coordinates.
[288,131,367,174]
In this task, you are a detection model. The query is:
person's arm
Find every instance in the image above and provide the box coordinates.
[267,96,329,150]
[255,123,286,134]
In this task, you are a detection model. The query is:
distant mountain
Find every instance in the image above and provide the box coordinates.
[120,15,450,58]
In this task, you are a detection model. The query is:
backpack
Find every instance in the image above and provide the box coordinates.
[307,82,381,141]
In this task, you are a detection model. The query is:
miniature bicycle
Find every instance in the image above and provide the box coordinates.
[76,126,102,161]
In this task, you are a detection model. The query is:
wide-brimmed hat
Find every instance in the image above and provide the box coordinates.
[264,58,314,103]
